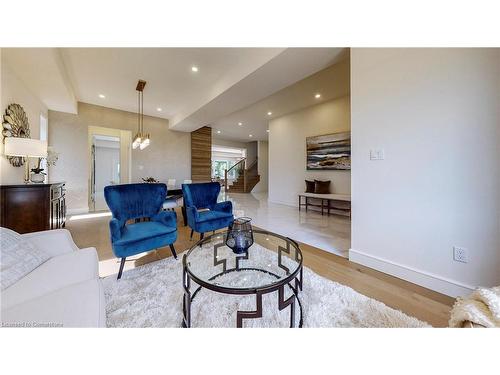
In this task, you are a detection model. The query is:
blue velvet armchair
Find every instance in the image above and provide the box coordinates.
[182,182,233,240]
[104,183,178,279]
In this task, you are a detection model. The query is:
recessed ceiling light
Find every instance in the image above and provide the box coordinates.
[216,130,221,134]
[238,122,243,126]
[98,94,105,99]
[266,129,270,133]
[315,93,321,99]
[249,134,253,137]
[157,107,162,112]
[267,111,272,116]
[191,66,199,72]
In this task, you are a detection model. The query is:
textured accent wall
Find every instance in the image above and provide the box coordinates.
[191,126,212,182]
[49,102,191,213]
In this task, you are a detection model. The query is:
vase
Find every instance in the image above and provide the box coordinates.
[30,173,45,183]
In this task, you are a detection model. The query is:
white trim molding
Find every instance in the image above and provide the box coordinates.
[349,249,475,298]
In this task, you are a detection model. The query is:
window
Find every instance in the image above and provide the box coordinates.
[213,160,237,179]
[211,145,245,180]
[39,114,48,141]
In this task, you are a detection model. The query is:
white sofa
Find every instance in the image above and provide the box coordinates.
[1,229,106,327]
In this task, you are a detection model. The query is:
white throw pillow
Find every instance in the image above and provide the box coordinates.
[0,227,50,291]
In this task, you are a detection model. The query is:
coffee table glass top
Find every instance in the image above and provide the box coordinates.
[183,229,303,292]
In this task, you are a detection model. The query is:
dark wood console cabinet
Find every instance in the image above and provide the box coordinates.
[1,182,66,234]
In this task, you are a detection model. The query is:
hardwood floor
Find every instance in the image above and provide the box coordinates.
[66,208,454,327]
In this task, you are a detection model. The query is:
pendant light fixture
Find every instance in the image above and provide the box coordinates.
[132,80,150,150]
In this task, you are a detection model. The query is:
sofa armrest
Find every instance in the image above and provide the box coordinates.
[21,229,79,258]
[152,210,177,228]
[212,201,233,214]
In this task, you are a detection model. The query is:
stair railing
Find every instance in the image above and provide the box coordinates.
[224,158,246,192]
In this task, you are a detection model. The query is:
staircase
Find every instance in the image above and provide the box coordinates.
[225,157,260,193]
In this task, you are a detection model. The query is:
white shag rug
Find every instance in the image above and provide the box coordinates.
[102,245,429,328]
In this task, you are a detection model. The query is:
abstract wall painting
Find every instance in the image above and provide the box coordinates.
[306,131,351,170]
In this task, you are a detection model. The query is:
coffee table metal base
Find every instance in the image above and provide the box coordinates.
[182,266,303,328]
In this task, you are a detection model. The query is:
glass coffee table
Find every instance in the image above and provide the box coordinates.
[182,229,303,328]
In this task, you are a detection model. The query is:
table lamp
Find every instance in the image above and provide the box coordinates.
[4,138,48,183]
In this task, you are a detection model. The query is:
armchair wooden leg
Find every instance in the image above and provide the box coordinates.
[169,244,178,259]
[200,232,204,241]
[117,257,126,280]
[190,229,194,240]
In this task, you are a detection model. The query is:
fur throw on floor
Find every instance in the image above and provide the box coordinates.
[449,286,500,328]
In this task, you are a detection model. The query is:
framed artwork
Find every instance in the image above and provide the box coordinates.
[306,131,351,170]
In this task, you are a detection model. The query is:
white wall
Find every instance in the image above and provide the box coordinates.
[268,96,351,206]
[212,138,249,150]
[253,140,268,193]
[1,55,48,184]
[350,48,500,297]
[245,141,258,165]
[212,137,255,162]
[49,102,191,213]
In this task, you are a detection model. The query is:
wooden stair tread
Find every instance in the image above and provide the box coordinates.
[225,159,260,193]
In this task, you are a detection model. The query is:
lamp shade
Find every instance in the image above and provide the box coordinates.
[4,138,48,157]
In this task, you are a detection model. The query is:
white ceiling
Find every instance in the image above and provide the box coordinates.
[171,48,348,133]
[2,48,77,113]
[212,56,350,141]
[60,48,285,120]
[2,47,350,142]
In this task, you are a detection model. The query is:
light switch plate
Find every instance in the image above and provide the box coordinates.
[370,149,385,160]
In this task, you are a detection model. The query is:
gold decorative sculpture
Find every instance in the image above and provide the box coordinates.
[2,103,31,167]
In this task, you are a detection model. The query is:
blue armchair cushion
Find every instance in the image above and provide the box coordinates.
[182,182,234,233]
[104,183,178,259]
[194,211,233,234]
[115,221,176,246]
[196,210,233,223]
[112,223,178,258]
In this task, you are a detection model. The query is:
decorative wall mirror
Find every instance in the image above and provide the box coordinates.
[2,103,31,167]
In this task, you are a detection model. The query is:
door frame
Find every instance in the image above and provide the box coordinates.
[88,126,132,212]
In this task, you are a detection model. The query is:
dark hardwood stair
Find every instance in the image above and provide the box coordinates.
[225,157,260,193]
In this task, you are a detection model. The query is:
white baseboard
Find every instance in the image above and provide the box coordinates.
[267,197,297,207]
[67,208,89,216]
[349,248,475,298]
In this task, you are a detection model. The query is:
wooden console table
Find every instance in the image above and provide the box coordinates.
[298,192,351,217]
[1,182,66,234]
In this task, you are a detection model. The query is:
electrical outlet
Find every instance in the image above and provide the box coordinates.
[453,246,468,263]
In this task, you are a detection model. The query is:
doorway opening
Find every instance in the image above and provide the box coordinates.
[211,145,246,181]
[91,135,121,211]
[88,126,132,212]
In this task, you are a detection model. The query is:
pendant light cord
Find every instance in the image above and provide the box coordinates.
[141,89,144,134]
[137,89,141,136]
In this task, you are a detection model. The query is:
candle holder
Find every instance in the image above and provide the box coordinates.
[225,217,254,254]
